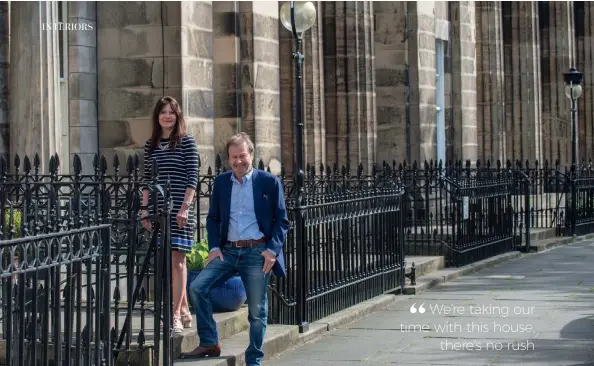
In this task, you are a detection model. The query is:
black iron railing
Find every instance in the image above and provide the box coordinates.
[0,153,174,366]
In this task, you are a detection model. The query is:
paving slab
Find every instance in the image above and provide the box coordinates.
[265,240,594,366]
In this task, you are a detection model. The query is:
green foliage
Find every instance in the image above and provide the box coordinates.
[186,236,209,271]
[4,209,22,239]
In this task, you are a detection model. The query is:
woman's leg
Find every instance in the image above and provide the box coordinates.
[172,251,187,323]
[181,258,192,326]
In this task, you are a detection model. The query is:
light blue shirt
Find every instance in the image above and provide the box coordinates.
[210,168,275,255]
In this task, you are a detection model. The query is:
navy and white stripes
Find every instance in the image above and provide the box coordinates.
[143,135,199,252]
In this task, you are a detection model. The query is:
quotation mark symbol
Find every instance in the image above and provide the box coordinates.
[410,303,426,314]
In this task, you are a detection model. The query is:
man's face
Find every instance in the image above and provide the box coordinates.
[228,142,253,178]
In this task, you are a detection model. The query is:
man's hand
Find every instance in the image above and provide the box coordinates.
[141,210,152,232]
[261,250,276,274]
[176,207,189,228]
[205,249,224,267]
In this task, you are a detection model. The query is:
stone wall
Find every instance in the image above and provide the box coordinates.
[0,1,8,160]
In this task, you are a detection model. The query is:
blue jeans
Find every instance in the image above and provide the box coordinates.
[188,244,270,366]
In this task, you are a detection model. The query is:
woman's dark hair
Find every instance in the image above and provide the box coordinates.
[149,96,186,150]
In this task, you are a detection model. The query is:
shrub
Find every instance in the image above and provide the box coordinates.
[186,237,209,271]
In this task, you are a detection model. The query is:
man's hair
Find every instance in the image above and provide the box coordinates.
[226,132,255,157]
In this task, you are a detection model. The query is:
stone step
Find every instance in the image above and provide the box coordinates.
[174,325,299,366]
[405,255,445,279]
[112,307,249,365]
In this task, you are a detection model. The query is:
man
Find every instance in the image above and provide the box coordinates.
[181,132,290,365]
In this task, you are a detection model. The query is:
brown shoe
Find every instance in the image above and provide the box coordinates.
[179,343,222,359]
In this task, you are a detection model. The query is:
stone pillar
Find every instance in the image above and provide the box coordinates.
[322,1,376,172]
[237,1,281,171]
[68,1,97,174]
[9,1,62,171]
[450,2,478,162]
[97,1,215,171]
[279,2,326,175]
[575,2,594,162]
[502,2,542,163]
[212,1,240,162]
[181,1,215,169]
[374,2,408,164]
[0,1,9,159]
[406,1,435,164]
[539,2,575,165]
[476,1,506,163]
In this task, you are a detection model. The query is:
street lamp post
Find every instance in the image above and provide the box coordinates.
[279,1,316,333]
[563,67,584,167]
[563,67,584,237]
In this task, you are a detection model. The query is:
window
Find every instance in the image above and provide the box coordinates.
[435,39,446,166]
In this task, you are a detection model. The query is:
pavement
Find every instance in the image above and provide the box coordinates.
[264,240,594,366]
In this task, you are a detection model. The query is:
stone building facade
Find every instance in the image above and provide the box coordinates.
[0,1,591,175]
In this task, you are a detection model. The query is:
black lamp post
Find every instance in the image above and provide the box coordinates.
[279,1,316,333]
[563,67,584,237]
[563,67,584,167]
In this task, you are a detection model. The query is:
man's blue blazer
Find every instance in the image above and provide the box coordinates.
[206,168,290,277]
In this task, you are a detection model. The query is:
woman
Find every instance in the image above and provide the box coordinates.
[141,96,198,333]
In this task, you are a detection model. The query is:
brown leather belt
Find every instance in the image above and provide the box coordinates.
[227,237,266,248]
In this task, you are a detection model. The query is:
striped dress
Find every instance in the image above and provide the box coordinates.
[143,135,199,253]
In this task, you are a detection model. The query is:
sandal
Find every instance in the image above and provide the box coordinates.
[173,318,184,333]
[181,313,193,328]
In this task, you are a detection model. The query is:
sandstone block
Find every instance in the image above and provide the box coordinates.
[254,64,279,91]
[70,126,98,153]
[183,58,213,89]
[68,1,96,21]
[254,40,279,65]
[69,45,97,74]
[120,26,181,58]
[97,2,163,28]
[98,88,171,121]
[98,58,154,88]
[182,1,213,30]
[70,72,97,101]
[183,27,213,59]
[68,21,97,47]
[70,100,97,127]
[186,89,214,119]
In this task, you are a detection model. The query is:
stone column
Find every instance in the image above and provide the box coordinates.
[68,1,97,174]
[539,2,575,165]
[181,1,215,169]
[476,1,506,163]
[502,2,542,163]
[279,2,326,175]
[450,2,478,162]
[322,1,376,173]
[406,1,435,164]
[374,2,408,164]
[9,1,62,171]
[212,1,240,162]
[575,2,594,162]
[0,1,9,160]
[237,1,281,172]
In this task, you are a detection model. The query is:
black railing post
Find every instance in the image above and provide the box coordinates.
[571,165,577,236]
[523,171,531,252]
